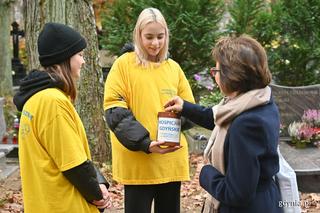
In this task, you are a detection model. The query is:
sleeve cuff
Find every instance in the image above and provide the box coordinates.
[94,166,110,189]
[181,100,194,117]
[199,164,223,193]
[140,137,152,154]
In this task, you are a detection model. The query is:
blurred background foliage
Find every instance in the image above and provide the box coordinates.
[100,0,224,78]
[99,0,320,106]
[227,0,320,86]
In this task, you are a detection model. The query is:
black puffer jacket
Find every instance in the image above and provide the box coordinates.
[106,107,152,153]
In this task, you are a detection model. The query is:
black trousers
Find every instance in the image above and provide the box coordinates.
[124,181,181,213]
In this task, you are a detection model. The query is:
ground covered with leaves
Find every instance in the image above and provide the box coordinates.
[0,154,319,212]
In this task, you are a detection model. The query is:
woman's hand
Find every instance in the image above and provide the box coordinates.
[164,96,184,113]
[92,184,112,209]
[148,141,181,154]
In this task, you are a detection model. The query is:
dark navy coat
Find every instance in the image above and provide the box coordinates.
[182,98,283,213]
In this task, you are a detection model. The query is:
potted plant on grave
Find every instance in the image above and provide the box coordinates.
[287,109,320,148]
[302,109,320,147]
[302,109,320,133]
[287,121,313,148]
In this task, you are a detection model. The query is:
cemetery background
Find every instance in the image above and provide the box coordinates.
[1,0,320,212]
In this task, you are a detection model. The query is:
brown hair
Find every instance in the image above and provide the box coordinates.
[44,59,77,102]
[212,35,271,94]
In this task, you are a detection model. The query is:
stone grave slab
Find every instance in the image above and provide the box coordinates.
[279,141,320,192]
[0,144,19,181]
[279,141,320,175]
[270,84,320,136]
[185,126,211,154]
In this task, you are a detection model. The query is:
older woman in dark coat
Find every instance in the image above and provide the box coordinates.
[165,35,283,213]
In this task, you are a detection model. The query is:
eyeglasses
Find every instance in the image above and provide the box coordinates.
[210,67,220,77]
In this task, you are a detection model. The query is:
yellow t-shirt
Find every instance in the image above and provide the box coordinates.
[19,88,99,213]
[104,52,195,184]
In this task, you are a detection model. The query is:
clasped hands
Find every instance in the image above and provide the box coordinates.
[92,184,112,210]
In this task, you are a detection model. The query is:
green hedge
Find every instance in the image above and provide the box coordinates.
[100,0,320,89]
[227,0,320,86]
[100,0,224,79]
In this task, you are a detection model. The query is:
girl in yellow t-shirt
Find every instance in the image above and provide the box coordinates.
[13,23,111,213]
[104,8,195,213]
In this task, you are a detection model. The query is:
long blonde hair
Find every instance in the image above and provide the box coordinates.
[133,8,169,66]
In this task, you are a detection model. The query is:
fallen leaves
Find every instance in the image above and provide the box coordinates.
[181,154,206,212]
[0,192,23,212]
[300,193,320,212]
[0,154,320,212]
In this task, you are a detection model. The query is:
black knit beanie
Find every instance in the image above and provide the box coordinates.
[38,22,87,66]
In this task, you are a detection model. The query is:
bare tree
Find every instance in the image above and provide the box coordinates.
[23,0,111,163]
[0,0,14,96]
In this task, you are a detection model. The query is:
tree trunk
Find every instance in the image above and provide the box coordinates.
[0,0,13,96]
[67,0,110,163]
[23,0,42,70]
[23,0,111,163]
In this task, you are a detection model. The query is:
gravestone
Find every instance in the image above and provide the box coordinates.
[0,98,19,180]
[270,84,320,136]
[270,84,320,192]
[0,98,6,140]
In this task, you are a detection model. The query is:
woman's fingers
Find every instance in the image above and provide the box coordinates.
[163,98,175,108]
[164,96,183,112]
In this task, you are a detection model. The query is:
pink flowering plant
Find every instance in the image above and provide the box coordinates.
[301,109,320,128]
[302,109,320,146]
[287,109,320,148]
[190,69,223,107]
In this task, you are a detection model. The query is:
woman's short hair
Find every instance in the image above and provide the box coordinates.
[133,8,169,65]
[44,59,77,101]
[212,35,272,94]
